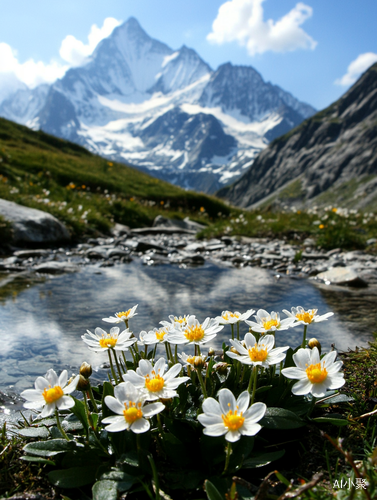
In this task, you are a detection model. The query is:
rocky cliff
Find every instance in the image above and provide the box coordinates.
[218,64,377,210]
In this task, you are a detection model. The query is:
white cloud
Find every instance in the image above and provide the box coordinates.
[207,0,317,56]
[59,17,122,67]
[335,52,377,86]
[0,42,68,88]
[0,17,122,89]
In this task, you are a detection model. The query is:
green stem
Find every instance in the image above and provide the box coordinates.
[247,365,255,393]
[174,344,178,364]
[237,322,240,340]
[55,409,70,441]
[121,351,128,374]
[148,454,160,500]
[83,392,94,432]
[152,343,157,364]
[167,343,174,364]
[108,350,119,384]
[197,344,202,356]
[112,349,123,381]
[165,342,172,364]
[231,324,234,340]
[196,368,207,398]
[87,384,99,413]
[251,366,259,404]
[223,442,232,474]
[129,345,137,366]
[301,325,308,349]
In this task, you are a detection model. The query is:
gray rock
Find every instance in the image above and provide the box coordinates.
[13,249,50,258]
[33,261,80,274]
[153,215,206,233]
[315,267,368,287]
[0,198,70,243]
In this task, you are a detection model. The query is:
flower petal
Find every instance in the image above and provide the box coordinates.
[131,418,150,433]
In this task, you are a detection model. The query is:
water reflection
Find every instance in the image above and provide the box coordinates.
[0,261,375,393]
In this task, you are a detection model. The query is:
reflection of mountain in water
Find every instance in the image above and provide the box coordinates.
[314,282,377,341]
[0,261,374,393]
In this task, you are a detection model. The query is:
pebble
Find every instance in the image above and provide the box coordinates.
[0,216,376,287]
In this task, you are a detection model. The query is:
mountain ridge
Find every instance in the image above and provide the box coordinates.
[217,63,377,210]
[0,17,316,194]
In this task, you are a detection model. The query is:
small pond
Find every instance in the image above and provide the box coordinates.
[0,260,376,399]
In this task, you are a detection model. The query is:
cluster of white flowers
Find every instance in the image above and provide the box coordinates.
[20,303,345,443]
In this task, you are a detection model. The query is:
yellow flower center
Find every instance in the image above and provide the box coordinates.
[222,406,245,431]
[42,386,64,404]
[116,309,131,319]
[99,336,117,348]
[123,402,143,423]
[248,343,268,362]
[186,356,196,365]
[296,310,315,324]
[184,324,205,342]
[145,373,165,392]
[155,328,168,341]
[262,319,279,330]
[174,316,186,324]
[222,312,240,321]
[306,363,328,383]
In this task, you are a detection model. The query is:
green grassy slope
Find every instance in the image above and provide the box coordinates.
[0,117,230,239]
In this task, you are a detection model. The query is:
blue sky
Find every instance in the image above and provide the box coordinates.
[0,0,376,110]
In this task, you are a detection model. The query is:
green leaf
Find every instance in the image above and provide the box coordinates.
[260,407,306,429]
[319,394,354,404]
[100,471,136,492]
[121,451,139,468]
[23,439,77,457]
[48,465,97,488]
[102,382,114,419]
[17,427,49,438]
[312,417,349,427]
[62,413,85,432]
[70,397,89,432]
[255,385,273,395]
[165,470,204,491]
[92,480,118,500]
[229,436,254,469]
[205,480,224,500]
[21,456,56,465]
[242,450,285,468]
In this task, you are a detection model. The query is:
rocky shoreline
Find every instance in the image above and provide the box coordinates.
[1,216,377,288]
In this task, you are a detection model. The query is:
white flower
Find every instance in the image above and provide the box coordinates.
[178,352,207,367]
[21,369,79,417]
[198,388,266,442]
[102,382,164,433]
[168,315,223,346]
[122,358,190,401]
[282,306,334,325]
[281,347,345,397]
[245,309,295,334]
[227,333,289,367]
[143,325,170,345]
[81,327,136,352]
[216,309,255,325]
[167,315,190,328]
[102,305,138,324]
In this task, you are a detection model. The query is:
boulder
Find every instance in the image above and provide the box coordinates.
[315,267,368,287]
[0,199,70,244]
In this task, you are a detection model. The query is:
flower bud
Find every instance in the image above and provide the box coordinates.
[214,362,228,375]
[194,356,206,370]
[79,362,92,379]
[208,347,216,357]
[76,374,90,391]
[230,347,240,355]
[308,338,322,354]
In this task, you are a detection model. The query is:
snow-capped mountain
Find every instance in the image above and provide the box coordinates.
[0,17,316,193]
